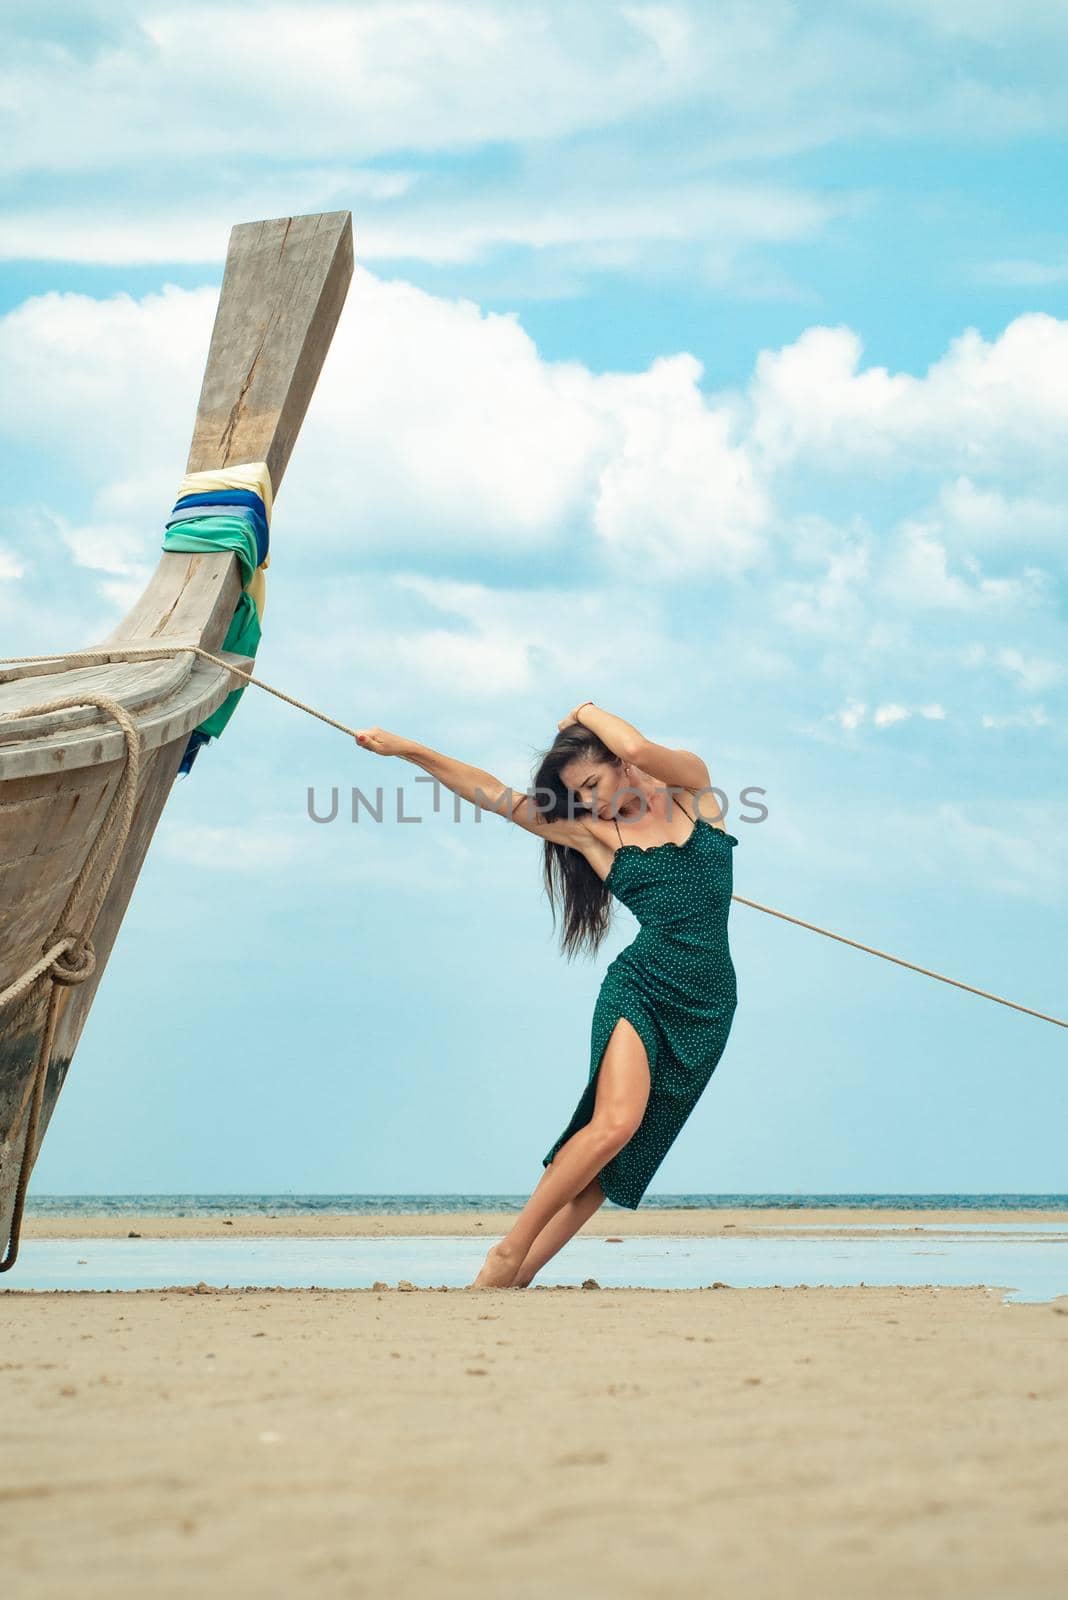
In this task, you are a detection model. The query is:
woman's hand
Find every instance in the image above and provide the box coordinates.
[354,726,412,758]
[558,701,594,730]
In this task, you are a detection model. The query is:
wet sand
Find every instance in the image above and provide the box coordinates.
[4,1209,1067,1597]
[21,1204,1068,1240]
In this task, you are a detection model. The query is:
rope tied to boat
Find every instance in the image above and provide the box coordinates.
[47,932,97,987]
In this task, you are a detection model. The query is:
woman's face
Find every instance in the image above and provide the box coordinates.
[560,754,645,820]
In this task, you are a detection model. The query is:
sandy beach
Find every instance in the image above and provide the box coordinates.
[3,1209,1066,1598]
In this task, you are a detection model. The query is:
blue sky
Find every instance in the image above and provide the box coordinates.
[3,1,1065,1199]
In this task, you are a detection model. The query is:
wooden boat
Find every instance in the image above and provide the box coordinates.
[0,210,354,1268]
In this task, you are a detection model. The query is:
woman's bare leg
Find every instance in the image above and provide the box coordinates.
[511,1175,608,1287]
[469,1017,649,1289]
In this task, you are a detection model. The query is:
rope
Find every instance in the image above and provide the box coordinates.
[729,894,1065,1029]
[1,644,362,737]
[0,640,1063,1269]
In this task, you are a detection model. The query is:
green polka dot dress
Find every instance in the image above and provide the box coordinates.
[542,796,739,1209]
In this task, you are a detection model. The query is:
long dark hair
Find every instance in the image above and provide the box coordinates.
[530,724,624,962]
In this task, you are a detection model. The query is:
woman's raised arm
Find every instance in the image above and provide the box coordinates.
[566,702,711,794]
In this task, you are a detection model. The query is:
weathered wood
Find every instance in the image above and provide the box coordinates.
[0,210,355,1259]
[0,652,194,744]
[0,767,116,981]
[101,548,242,650]
[1,739,187,1206]
[186,211,354,486]
[0,652,252,781]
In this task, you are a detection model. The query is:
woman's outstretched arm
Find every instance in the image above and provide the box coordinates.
[358,726,510,814]
[354,725,591,848]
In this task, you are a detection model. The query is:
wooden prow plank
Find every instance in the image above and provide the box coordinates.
[1,213,353,1257]
[186,211,354,487]
[103,211,354,649]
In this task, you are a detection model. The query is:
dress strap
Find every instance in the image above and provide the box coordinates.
[614,794,693,838]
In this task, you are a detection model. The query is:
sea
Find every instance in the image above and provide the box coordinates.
[23,1192,1068,1217]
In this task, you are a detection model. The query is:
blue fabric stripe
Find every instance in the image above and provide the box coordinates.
[173,488,268,522]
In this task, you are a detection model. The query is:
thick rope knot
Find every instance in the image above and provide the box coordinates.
[48,931,96,987]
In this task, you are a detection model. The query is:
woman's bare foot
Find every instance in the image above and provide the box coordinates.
[468,1241,524,1289]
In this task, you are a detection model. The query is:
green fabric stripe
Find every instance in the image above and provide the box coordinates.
[161,517,263,742]
[196,589,262,738]
[162,516,259,586]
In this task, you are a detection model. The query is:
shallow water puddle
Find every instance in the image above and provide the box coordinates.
[4,1224,1067,1301]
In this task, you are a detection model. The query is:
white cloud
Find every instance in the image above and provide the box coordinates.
[932,477,1066,560]
[772,519,874,636]
[0,173,412,267]
[827,697,947,732]
[1,4,704,179]
[883,795,1068,906]
[980,706,1051,729]
[0,284,211,479]
[748,316,1068,478]
[590,355,771,578]
[994,648,1064,693]
[61,519,153,580]
[0,168,849,281]
[287,569,678,712]
[749,325,911,469]
[880,519,1051,612]
[834,698,867,731]
[968,257,1068,287]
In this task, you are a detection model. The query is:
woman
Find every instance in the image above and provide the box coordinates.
[354,700,739,1290]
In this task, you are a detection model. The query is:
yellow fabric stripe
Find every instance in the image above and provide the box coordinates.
[247,563,267,622]
[176,460,275,523]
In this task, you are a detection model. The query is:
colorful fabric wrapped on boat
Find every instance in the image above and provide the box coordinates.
[161,461,273,775]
